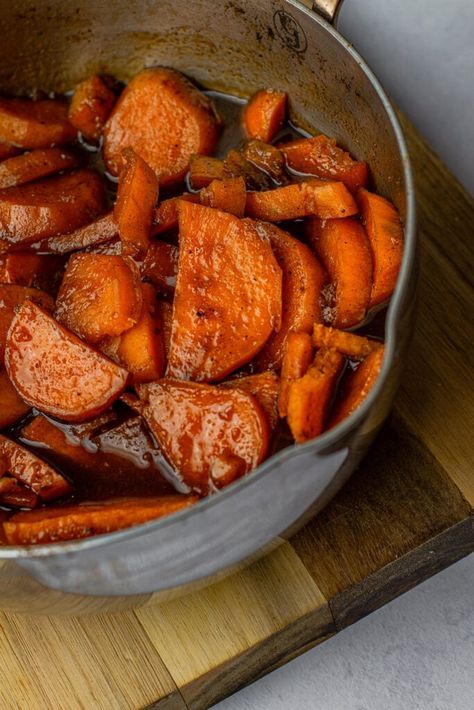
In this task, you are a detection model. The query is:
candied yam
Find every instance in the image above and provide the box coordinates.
[220,371,280,430]
[168,201,282,381]
[0,169,106,245]
[0,283,54,364]
[0,97,76,149]
[307,217,373,328]
[139,379,269,491]
[243,89,287,143]
[5,301,129,422]
[0,142,20,161]
[0,252,64,293]
[253,222,326,371]
[188,155,225,189]
[44,211,118,254]
[313,323,383,359]
[199,176,246,218]
[245,180,358,222]
[241,140,286,184]
[0,148,79,189]
[56,253,142,344]
[114,148,159,257]
[329,347,385,427]
[3,495,197,545]
[0,434,71,500]
[0,371,30,428]
[156,299,173,359]
[103,68,220,186]
[287,348,345,443]
[0,478,38,509]
[141,241,179,292]
[69,74,116,141]
[279,135,368,193]
[357,188,404,307]
[224,148,275,191]
[279,332,314,417]
[151,194,200,236]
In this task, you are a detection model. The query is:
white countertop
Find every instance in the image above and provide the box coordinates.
[216,1,474,708]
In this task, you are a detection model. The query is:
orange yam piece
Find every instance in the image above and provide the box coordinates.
[114,148,159,257]
[243,89,287,143]
[280,135,368,193]
[357,188,404,307]
[0,169,106,245]
[0,479,38,509]
[139,379,269,491]
[220,371,280,431]
[307,217,373,328]
[69,74,116,141]
[3,495,197,545]
[0,371,30,428]
[0,283,54,363]
[141,241,179,292]
[245,180,358,222]
[0,143,20,161]
[0,434,71,501]
[168,202,282,382]
[0,97,76,149]
[278,332,314,417]
[313,323,383,360]
[44,211,118,254]
[287,348,345,443]
[103,68,220,186]
[151,194,200,236]
[156,300,173,359]
[188,155,225,189]
[224,149,275,191]
[253,222,326,371]
[241,140,286,184]
[56,253,142,344]
[199,177,246,218]
[329,347,385,428]
[0,252,64,293]
[5,301,129,422]
[0,148,79,189]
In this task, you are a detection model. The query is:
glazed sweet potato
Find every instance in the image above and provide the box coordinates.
[0,169,106,245]
[278,332,314,418]
[241,140,286,184]
[0,479,38,509]
[199,176,246,218]
[0,371,30,428]
[44,211,118,254]
[253,222,326,371]
[168,201,282,381]
[220,371,280,431]
[243,89,287,143]
[188,154,225,189]
[55,253,142,344]
[0,283,54,363]
[0,148,79,189]
[151,194,200,236]
[103,68,220,186]
[3,496,197,545]
[0,435,71,501]
[5,301,129,422]
[0,252,64,293]
[245,180,358,221]
[329,347,385,428]
[69,74,116,141]
[313,323,383,360]
[114,148,159,257]
[306,217,373,328]
[357,188,404,307]
[279,135,368,193]
[0,142,20,161]
[141,241,179,292]
[224,148,275,191]
[139,379,270,491]
[287,348,345,443]
[0,97,76,149]
[156,300,173,359]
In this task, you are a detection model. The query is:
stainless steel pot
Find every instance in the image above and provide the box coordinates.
[0,0,416,614]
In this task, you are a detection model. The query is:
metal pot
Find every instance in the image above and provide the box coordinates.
[0,0,416,614]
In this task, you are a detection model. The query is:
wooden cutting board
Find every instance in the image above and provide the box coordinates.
[1,112,473,710]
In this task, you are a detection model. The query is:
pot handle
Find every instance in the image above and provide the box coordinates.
[298,0,344,25]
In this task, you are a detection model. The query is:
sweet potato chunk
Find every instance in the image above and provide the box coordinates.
[287,348,345,443]
[0,97,76,149]
[156,300,173,359]
[103,68,220,186]
[0,148,79,189]
[220,371,280,431]
[114,148,159,257]
[151,194,200,236]
[0,143,20,161]
[313,323,383,360]
[139,379,269,491]
[0,371,30,428]
[3,495,197,545]
[199,177,246,218]
[0,283,54,364]
[168,201,282,381]
[0,478,38,509]
[357,188,404,307]
[279,136,368,193]
[245,180,358,221]
[69,74,116,141]
[278,332,314,417]
[141,242,179,292]
[0,169,106,245]
[241,140,286,184]
[243,89,287,143]
[188,155,225,189]
[0,435,71,501]
[0,252,64,293]
[44,211,118,254]
[306,217,373,328]
[56,254,142,344]
[5,301,129,422]
[329,347,385,427]
[224,148,275,191]
[253,222,326,371]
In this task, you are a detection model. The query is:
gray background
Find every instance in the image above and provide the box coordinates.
[217,0,474,708]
